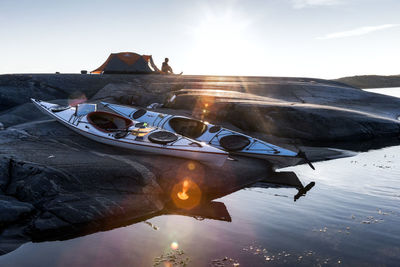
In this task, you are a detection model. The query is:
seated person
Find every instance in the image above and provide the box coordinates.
[161,57,174,74]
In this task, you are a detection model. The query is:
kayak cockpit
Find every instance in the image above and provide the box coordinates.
[168,117,208,139]
[87,111,133,133]
[219,135,251,151]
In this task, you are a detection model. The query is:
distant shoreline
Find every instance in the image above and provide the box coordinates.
[333,74,400,89]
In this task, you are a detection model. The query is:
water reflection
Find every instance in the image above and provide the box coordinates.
[250,171,316,202]
[294,182,315,201]
[0,200,234,257]
[0,169,314,259]
[165,201,231,222]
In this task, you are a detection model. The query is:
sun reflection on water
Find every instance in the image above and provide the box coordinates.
[170,241,179,250]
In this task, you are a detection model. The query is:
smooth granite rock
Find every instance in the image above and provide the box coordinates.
[0,195,34,224]
[0,73,399,255]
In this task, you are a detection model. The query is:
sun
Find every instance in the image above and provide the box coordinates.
[187,9,257,76]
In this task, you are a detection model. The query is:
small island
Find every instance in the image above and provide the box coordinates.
[334,74,400,88]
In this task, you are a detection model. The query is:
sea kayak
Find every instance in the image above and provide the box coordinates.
[31,99,228,166]
[101,102,307,167]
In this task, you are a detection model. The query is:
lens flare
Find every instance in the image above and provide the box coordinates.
[68,92,87,107]
[187,162,196,171]
[177,180,190,200]
[170,242,179,250]
[171,179,202,209]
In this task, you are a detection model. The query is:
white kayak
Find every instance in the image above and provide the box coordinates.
[101,102,310,168]
[31,99,228,166]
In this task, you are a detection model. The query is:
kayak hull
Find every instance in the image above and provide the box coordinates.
[31,99,228,166]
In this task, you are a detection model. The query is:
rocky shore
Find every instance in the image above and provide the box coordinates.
[1,73,399,255]
[335,74,400,89]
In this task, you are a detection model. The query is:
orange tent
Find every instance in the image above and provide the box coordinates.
[91,52,160,74]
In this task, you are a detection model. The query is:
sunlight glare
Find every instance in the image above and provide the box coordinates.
[170,241,179,250]
[188,9,257,75]
[187,162,196,171]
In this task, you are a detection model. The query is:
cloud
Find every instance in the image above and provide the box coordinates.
[292,0,342,9]
[317,24,400,39]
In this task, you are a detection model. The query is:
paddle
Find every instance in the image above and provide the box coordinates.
[290,141,315,170]
[297,149,316,170]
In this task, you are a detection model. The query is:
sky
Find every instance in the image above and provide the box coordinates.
[0,0,399,79]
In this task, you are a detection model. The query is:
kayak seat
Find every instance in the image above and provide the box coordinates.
[87,111,133,133]
[209,125,221,133]
[219,135,251,151]
[131,109,147,119]
[97,121,117,130]
[169,117,207,139]
[148,131,178,144]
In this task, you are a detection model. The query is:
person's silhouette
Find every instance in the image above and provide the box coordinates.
[161,58,174,74]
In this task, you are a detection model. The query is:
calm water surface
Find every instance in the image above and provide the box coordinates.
[365,87,400,98]
[0,88,399,267]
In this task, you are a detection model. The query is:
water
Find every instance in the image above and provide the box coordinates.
[1,88,399,267]
[365,87,400,98]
